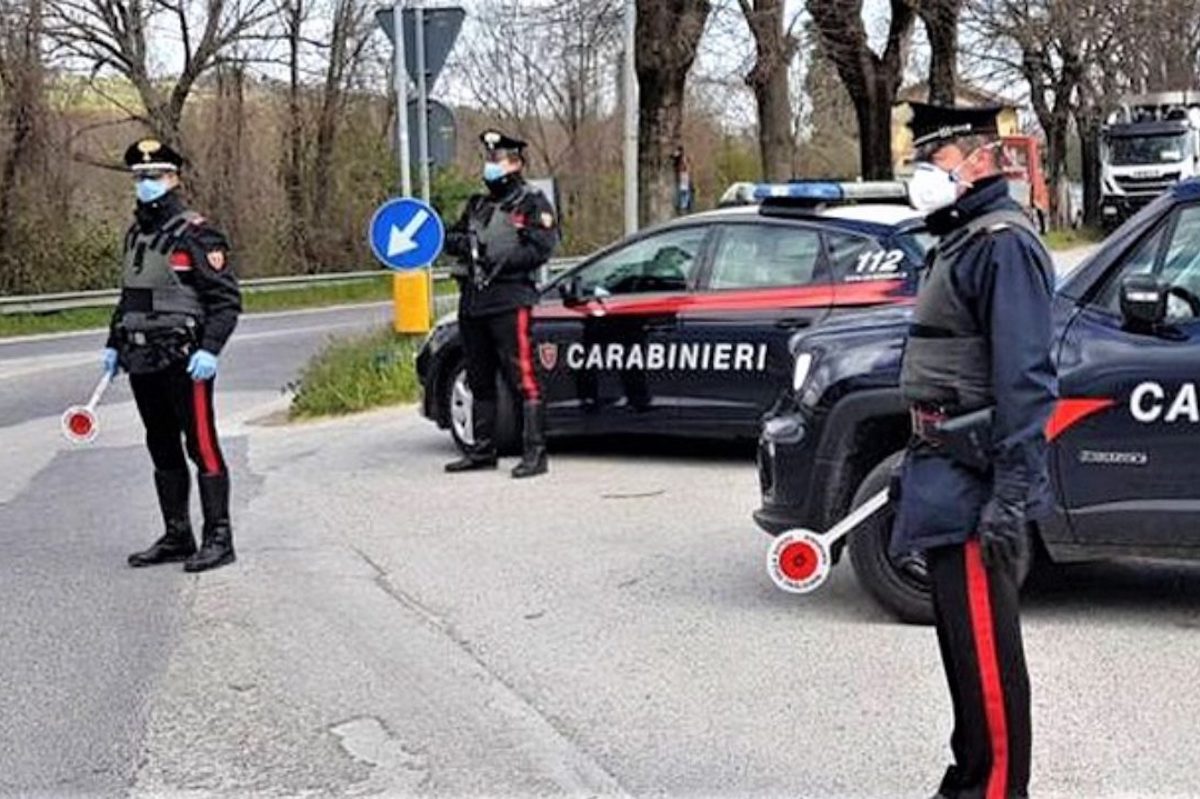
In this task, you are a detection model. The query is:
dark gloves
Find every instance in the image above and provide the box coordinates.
[978,485,1027,574]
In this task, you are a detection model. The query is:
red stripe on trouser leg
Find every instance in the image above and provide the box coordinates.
[192,381,221,475]
[964,540,1010,799]
[516,307,540,401]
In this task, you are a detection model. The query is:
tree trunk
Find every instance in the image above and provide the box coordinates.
[283,1,308,269]
[742,0,798,182]
[808,0,914,181]
[918,0,959,105]
[1077,113,1102,229]
[0,0,44,292]
[635,0,711,226]
[854,79,896,180]
[1045,114,1070,229]
[312,9,349,255]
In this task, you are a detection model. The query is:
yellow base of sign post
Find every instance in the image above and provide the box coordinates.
[392,270,432,334]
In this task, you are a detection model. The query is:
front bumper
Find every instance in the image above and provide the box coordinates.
[754,411,821,536]
[1101,194,1156,225]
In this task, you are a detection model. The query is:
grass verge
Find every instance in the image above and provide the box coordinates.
[1043,226,1105,251]
[0,274,458,339]
[289,328,424,420]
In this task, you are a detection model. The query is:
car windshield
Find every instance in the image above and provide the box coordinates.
[1108,133,1189,166]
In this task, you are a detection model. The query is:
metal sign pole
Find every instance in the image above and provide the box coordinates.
[393,0,411,197]
[413,1,433,323]
[415,3,432,204]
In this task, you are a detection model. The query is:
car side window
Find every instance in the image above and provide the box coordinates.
[575,227,706,296]
[708,224,824,290]
[824,232,906,283]
[1095,205,1200,321]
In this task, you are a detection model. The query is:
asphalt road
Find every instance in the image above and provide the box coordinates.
[11,245,1200,797]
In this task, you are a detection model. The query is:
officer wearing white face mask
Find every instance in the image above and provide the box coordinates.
[892,104,1057,799]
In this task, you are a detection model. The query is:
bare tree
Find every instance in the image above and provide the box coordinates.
[310,0,373,236]
[0,0,46,286]
[807,0,916,178]
[453,0,622,242]
[636,0,711,224]
[966,0,1081,226]
[738,0,801,181]
[44,0,275,155]
[278,0,309,267]
[808,0,916,179]
[916,0,961,104]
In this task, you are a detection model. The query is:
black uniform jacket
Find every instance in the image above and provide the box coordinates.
[444,176,558,318]
[107,191,241,355]
[891,177,1058,555]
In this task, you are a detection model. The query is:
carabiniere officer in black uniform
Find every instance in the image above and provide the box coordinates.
[443,130,559,478]
[892,104,1057,799]
[101,138,241,572]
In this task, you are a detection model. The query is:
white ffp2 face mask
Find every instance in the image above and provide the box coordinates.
[908,162,960,213]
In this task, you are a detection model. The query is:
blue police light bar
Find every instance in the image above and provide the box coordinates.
[754,180,910,206]
[753,182,844,201]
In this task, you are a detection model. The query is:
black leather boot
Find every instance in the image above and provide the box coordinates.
[511,400,548,479]
[445,398,499,472]
[129,469,196,567]
[185,474,236,572]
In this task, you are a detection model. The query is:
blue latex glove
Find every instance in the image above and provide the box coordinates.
[102,347,119,376]
[187,350,219,381]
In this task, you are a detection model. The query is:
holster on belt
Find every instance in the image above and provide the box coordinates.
[911,405,995,473]
[117,314,198,375]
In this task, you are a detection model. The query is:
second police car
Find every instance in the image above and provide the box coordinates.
[417,182,933,452]
[755,179,1200,623]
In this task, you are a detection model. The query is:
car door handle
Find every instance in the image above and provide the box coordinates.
[775,317,813,329]
[644,320,677,332]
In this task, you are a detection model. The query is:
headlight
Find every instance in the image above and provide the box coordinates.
[792,352,814,393]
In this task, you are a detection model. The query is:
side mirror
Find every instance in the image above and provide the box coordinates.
[558,275,584,306]
[1119,274,1168,329]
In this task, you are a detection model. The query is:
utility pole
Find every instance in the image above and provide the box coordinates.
[623,0,638,235]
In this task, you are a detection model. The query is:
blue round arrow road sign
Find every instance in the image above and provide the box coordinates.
[369,197,445,271]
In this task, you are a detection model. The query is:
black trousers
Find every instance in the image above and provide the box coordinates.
[129,368,228,477]
[460,307,541,447]
[928,540,1031,799]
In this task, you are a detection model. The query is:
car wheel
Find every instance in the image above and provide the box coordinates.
[443,362,520,456]
[847,451,1031,625]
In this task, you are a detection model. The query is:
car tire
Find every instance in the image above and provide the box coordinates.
[443,361,520,456]
[847,451,1031,625]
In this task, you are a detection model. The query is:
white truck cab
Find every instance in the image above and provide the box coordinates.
[1101,91,1200,228]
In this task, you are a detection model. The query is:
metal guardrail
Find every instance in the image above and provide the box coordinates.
[0,257,584,315]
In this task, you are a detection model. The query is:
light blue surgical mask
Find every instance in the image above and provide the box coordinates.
[482,162,506,182]
[136,178,170,204]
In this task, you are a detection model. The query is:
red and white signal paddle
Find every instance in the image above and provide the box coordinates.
[61,370,114,444]
[766,489,890,593]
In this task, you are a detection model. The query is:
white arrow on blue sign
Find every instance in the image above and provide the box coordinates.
[369,197,446,271]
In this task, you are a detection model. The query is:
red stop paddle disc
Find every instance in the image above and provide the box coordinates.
[766,530,831,594]
[61,406,98,444]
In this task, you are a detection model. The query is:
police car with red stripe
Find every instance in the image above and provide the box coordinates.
[417,181,933,453]
[755,178,1200,623]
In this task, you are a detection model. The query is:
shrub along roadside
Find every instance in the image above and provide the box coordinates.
[0,275,459,339]
[289,328,424,419]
